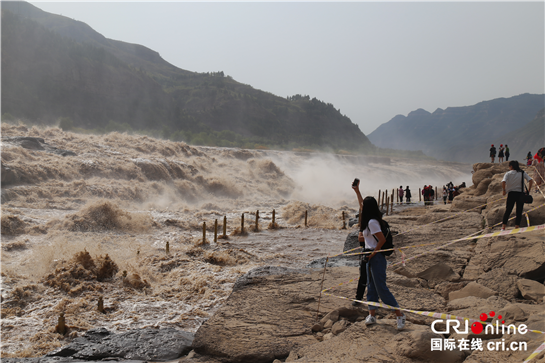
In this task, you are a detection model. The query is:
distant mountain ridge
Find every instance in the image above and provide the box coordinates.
[1,1,372,152]
[368,94,544,163]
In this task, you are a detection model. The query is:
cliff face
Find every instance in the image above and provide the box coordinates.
[1,2,373,152]
[368,94,545,162]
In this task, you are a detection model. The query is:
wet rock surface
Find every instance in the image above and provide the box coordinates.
[45,327,193,361]
[2,137,76,157]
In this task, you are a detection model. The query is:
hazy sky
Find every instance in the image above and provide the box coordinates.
[31,1,545,135]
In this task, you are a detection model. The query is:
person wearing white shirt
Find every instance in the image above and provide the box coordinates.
[352,183,405,330]
[501,160,533,230]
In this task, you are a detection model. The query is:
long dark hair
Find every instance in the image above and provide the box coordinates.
[360,196,383,231]
[509,160,521,172]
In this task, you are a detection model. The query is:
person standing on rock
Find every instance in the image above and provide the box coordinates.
[532,148,545,190]
[351,185,406,330]
[501,160,533,230]
[498,144,505,163]
[442,187,448,205]
[398,186,404,204]
[404,186,411,203]
[505,145,510,161]
[448,186,455,203]
[490,144,496,163]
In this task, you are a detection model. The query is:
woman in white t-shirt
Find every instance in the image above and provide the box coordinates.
[501,160,533,230]
[352,183,405,330]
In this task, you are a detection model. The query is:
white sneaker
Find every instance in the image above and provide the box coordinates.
[364,314,376,325]
[396,314,406,330]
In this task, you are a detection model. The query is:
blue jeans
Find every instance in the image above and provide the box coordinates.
[367,253,399,311]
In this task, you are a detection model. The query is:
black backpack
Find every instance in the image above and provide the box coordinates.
[362,220,394,256]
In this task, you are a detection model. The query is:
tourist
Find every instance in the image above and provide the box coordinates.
[502,160,533,230]
[532,148,545,190]
[404,186,412,203]
[442,187,448,205]
[448,186,455,203]
[422,185,429,204]
[351,185,405,330]
[498,144,505,163]
[429,185,435,203]
[398,186,404,204]
[505,145,510,161]
[490,144,497,163]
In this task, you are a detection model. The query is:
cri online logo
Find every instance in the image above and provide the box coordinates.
[431,311,528,335]
[471,311,503,334]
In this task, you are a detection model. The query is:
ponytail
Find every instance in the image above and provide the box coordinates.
[509,160,521,172]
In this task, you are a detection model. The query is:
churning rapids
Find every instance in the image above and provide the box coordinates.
[0,123,470,357]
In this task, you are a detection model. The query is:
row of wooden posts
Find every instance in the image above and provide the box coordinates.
[201,209,284,244]
[190,185,444,246]
[195,209,353,245]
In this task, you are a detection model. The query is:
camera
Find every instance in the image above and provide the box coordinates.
[352,178,360,187]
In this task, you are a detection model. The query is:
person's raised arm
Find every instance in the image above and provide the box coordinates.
[352,181,363,210]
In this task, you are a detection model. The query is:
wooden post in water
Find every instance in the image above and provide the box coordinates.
[55,313,67,335]
[223,216,227,238]
[381,193,385,209]
[378,190,381,205]
[305,210,308,227]
[98,296,105,314]
[342,211,346,229]
[214,219,218,242]
[203,222,206,244]
[272,209,276,225]
[255,210,259,231]
[397,188,399,203]
[386,196,390,216]
[419,188,422,202]
[391,196,394,214]
[435,187,438,200]
[241,213,244,233]
[166,241,169,254]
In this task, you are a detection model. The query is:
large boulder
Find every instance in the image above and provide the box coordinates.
[448,282,497,300]
[516,279,545,302]
[343,230,361,253]
[476,268,519,300]
[291,319,464,363]
[450,196,487,212]
[192,266,357,362]
[416,263,460,282]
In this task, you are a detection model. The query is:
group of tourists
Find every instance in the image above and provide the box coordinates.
[489,144,510,163]
[396,186,412,203]
[422,185,435,205]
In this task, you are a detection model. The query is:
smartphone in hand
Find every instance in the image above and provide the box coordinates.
[352,178,360,187]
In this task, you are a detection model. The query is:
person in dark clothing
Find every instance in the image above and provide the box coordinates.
[351,179,367,306]
[498,144,505,163]
[354,252,367,306]
[490,144,497,163]
[448,187,455,203]
[505,145,510,161]
[404,186,412,203]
